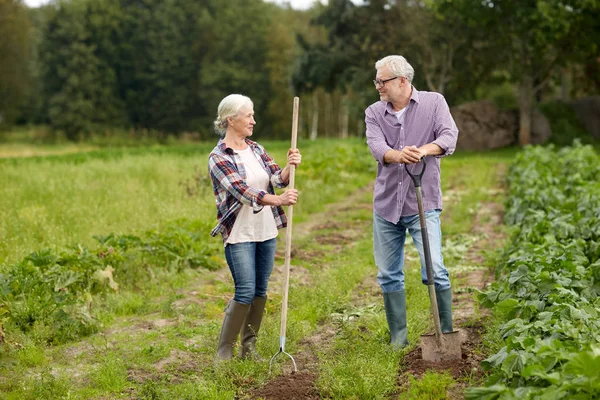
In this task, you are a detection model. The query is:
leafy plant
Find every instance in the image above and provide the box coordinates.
[467,143,600,398]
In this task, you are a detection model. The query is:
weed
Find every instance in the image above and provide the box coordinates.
[400,371,456,400]
[90,354,128,392]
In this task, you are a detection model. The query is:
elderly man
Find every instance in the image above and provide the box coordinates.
[365,55,459,347]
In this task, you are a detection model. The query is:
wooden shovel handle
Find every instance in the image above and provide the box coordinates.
[279,97,299,342]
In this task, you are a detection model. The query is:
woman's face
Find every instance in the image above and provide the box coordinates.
[229,106,256,138]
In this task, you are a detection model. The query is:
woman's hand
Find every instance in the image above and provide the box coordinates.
[280,148,302,184]
[278,189,298,206]
[260,189,298,206]
[287,148,302,166]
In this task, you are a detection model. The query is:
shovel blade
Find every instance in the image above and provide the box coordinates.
[420,330,462,362]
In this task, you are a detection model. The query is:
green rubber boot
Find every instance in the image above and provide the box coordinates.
[436,289,454,332]
[215,300,250,362]
[239,296,267,359]
[383,290,409,347]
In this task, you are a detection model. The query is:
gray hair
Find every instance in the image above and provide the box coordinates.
[375,55,414,83]
[213,94,254,136]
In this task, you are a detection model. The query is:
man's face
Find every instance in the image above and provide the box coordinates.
[375,65,402,103]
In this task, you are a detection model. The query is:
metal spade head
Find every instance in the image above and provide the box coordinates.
[420,330,462,362]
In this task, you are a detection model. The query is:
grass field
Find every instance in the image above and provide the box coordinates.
[0,139,375,266]
[0,139,517,399]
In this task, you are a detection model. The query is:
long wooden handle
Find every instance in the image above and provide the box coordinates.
[279,96,299,345]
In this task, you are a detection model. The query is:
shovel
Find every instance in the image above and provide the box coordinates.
[405,157,461,362]
[269,97,299,374]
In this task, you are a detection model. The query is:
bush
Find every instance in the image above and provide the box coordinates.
[539,100,595,146]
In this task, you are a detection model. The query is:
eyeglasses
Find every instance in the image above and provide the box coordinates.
[373,76,399,88]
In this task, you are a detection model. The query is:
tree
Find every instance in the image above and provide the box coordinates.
[40,0,125,139]
[0,0,32,129]
[194,0,273,137]
[440,0,600,145]
[118,0,201,134]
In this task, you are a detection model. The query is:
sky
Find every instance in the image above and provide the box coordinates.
[23,0,326,9]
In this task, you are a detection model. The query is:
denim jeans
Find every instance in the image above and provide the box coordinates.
[373,210,450,292]
[224,238,276,304]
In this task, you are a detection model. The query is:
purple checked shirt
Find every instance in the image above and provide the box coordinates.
[365,86,459,224]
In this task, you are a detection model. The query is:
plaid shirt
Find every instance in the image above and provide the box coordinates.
[208,138,288,243]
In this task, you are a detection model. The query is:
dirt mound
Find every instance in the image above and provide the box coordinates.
[249,372,320,399]
[402,324,486,381]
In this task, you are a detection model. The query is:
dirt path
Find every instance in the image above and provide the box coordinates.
[250,179,507,399]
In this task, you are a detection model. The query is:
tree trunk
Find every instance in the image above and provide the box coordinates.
[340,101,348,139]
[518,73,533,146]
[325,93,332,138]
[560,66,571,101]
[310,91,318,140]
[357,120,364,138]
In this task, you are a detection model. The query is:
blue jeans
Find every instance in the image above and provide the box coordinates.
[373,210,450,292]
[224,238,276,304]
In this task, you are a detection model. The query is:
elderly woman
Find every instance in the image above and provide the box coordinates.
[208,94,301,362]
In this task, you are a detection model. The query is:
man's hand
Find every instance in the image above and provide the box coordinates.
[399,145,422,164]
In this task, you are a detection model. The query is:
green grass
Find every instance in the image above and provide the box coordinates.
[0,150,212,265]
[0,141,518,399]
[439,149,514,236]
[400,370,456,400]
[0,139,374,265]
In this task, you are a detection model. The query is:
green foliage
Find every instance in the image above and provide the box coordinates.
[0,144,513,399]
[5,369,71,400]
[0,219,222,344]
[0,139,374,345]
[16,345,47,368]
[118,0,201,133]
[40,0,126,140]
[29,0,307,139]
[400,371,456,400]
[539,100,595,146]
[468,143,600,398]
[0,0,32,129]
[475,81,518,110]
[3,0,600,141]
[196,0,273,133]
[90,353,128,392]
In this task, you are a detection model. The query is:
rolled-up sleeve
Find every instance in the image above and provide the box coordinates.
[209,155,266,212]
[432,95,458,158]
[365,107,392,165]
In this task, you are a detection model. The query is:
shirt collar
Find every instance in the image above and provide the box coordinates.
[384,85,420,115]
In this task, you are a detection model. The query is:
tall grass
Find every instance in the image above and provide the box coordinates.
[0,139,375,266]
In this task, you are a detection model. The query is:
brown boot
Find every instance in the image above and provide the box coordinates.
[239,296,267,359]
[215,300,250,362]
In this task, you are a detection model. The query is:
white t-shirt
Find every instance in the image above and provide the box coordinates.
[226,147,278,245]
[395,107,407,125]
